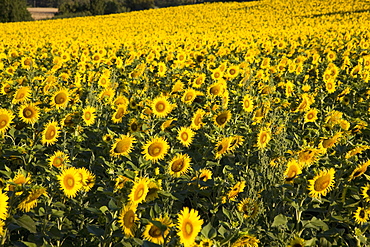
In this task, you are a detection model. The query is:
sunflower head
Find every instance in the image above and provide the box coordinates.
[142,215,172,245]
[0,108,14,135]
[177,127,195,148]
[118,203,138,237]
[142,137,170,163]
[177,207,204,247]
[214,110,231,128]
[51,89,70,108]
[152,96,173,118]
[82,106,97,126]
[129,177,149,205]
[284,159,302,183]
[191,109,205,130]
[308,168,335,198]
[12,86,31,104]
[168,153,191,177]
[57,167,83,198]
[41,121,60,146]
[110,134,136,157]
[48,151,69,168]
[257,128,271,150]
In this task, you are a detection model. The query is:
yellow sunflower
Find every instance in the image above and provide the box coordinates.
[77,168,95,192]
[82,106,97,126]
[113,95,129,108]
[111,106,127,124]
[151,96,173,118]
[208,81,226,97]
[320,132,342,150]
[298,148,321,167]
[51,89,70,108]
[304,108,318,123]
[231,233,260,247]
[142,137,170,163]
[346,145,370,159]
[161,118,176,131]
[99,88,115,104]
[129,177,149,205]
[325,79,336,93]
[0,190,9,220]
[241,94,254,112]
[353,207,369,225]
[142,215,172,245]
[48,151,69,168]
[57,167,83,198]
[18,187,47,212]
[18,103,40,124]
[237,198,258,219]
[215,137,233,159]
[361,184,370,202]
[199,239,213,247]
[41,121,60,146]
[177,207,204,247]
[7,172,31,192]
[307,168,335,198]
[182,88,202,105]
[128,118,142,132]
[118,203,138,237]
[190,109,205,130]
[348,160,370,181]
[287,237,305,247]
[145,180,162,202]
[284,159,302,182]
[110,134,136,157]
[257,127,271,150]
[228,181,246,200]
[177,127,195,148]
[214,110,231,128]
[226,65,240,79]
[192,73,206,88]
[0,108,14,135]
[12,86,31,104]
[168,153,192,177]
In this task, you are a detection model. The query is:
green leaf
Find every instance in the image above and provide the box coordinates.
[271,214,288,227]
[305,217,329,231]
[15,215,37,233]
[222,207,231,220]
[108,199,118,210]
[87,225,105,237]
[51,209,64,217]
[218,225,228,237]
[143,241,161,247]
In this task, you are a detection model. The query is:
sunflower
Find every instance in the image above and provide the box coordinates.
[142,215,172,245]
[241,94,254,112]
[12,86,31,104]
[214,110,231,128]
[7,172,31,192]
[284,159,302,182]
[192,73,206,88]
[298,148,321,167]
[215,137,233,159]
[226,65,240,79]
[118,203,138,237]
[152,96,173,118]
[198,169,213,182]
[142,137,170,162]
[348,160,370,181]
[161,118,176,131]
[99,88,115,104]
[41,121,60,146]
[211,68,224,81]
[228,181,246,200]
[177,207,204,247]
[57,167,83,198]
[113,95,129,108]
[257,128,271,150]
[182,88,202,105]
[77,168,95,192]
[0,190,9,220]
[287,237,305,247]
[190,109,205,130]
[98,74,111,88]
[295,93,313,112]
[346,145,370,159]
[18,187,47,212]
[48,151,69,168]
[18,103,39,125]
[361,184,370,202]
[129,118,142,132]
[129,177,149,205]
[231,233,260,247]
[353,207,369,225]
[110,134,136,157]
[168,153,191,177]
[320,132,342,149]
[171,81,184,93]
[114,175,131,191]
[199,239,213,247]
[208,81,226,97]
[146,180,162,202]
[0,108,14,135]
[51,89,69,108]
[177,127,195,148]
[82,106,97,126]
[325,79,336,93]
[304,108,318,123]
[0,220,4,236]
[237,198,258,219]
[111,106,127,124]
[307,168,335,198]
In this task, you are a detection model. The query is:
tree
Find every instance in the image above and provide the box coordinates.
[0,0,33,22]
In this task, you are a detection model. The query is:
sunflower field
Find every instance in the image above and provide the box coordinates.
[1,0,370,246]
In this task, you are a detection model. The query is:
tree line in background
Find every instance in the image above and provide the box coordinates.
[1,0,244,22]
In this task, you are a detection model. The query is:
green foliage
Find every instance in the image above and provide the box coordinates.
[126,0,154,10]
[0,0,33,22]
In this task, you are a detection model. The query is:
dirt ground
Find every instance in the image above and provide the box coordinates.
[27,8,59,20]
